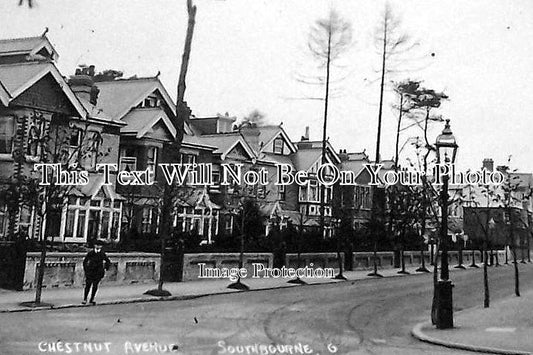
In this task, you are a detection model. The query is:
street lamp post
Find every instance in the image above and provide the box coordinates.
[435,119,458,330]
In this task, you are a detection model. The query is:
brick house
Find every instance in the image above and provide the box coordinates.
[0,35,126,244]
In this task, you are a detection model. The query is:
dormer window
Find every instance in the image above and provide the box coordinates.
[273,137,284,154]
[136,96,160,108]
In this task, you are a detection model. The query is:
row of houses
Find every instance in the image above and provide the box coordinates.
[1,34,530,250]
[0,34,385,246]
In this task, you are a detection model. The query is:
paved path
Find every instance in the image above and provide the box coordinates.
[1,263,532,354]
[0,266,425,312]
[413,284,533,354]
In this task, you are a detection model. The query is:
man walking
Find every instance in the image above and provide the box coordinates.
[82,240,111,305]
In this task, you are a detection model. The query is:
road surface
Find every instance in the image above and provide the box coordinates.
[1,264,532,355]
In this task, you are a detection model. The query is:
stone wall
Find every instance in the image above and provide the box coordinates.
[23,252,160,289]
[182,253,273,281]
[20,249,508,288]
[285,252,342,269]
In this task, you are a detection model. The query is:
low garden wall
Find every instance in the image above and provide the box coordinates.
[182,253,274,281]
[23,252,160,290]
[19,249,508,288]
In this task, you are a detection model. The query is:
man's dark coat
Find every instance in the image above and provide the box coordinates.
[83,250,111,280]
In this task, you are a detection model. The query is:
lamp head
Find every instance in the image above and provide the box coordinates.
[436,119,458,164]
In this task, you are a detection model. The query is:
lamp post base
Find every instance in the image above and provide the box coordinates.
[454,264,466,269]
[287,277,307,285]
[227,279,249,290]
[436,280,454,329]
[416,266,430,273]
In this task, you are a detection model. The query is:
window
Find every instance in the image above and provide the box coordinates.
[66,197,121,241]
[212,171,220,189]
[88,210,101,240]
[111,211,120,239]
[26,117,44,157]
[0,203,8,239]
[180,153,197,164]
[273,137,284,154]
[77,210,86,238]
[69,129,82,147]
[278,184,286,200]
[309,180,319,202]
[354,186,371,210]
[120,157,137,172]
[101,211,110,239]
[0,116,15,154]
[119,147,137,171]
[141,206,158,234]
[224,214,233,234]
[299,185,308,202]
[324,186,332,203]
[143,97,157,108]
[64,209,76,239]
[146,147,158,177]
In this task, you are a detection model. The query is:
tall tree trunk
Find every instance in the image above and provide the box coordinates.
[369,17,388,277]
[319,28,332,235]
[512,246,520,297]
[483,244,489,308]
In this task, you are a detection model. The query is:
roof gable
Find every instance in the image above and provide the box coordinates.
[194,133,256,160]
[95,78,176,121]
[121,108,176,139]
[260,127,297,154]
[0,62,87,118]
[0,35,58,62]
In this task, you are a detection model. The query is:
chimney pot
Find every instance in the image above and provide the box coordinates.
[483,158,494,172]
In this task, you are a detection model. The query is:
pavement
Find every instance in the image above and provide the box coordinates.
[3,262,533,355]
[412,277,533,355]
[0,265,427,313]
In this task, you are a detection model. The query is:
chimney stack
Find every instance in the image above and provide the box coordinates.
[339,149,349,161]
[301,126,309,141]
[482,158,494,172]
[69,65,98,105]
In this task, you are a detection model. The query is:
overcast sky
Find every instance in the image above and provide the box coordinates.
[2,0,533,172]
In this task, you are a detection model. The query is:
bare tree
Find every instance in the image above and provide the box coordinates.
[494,158,525,298]
[372,2,420,170]
[462,181,499,308]
[145,0,197,297]
[299,8,352,235]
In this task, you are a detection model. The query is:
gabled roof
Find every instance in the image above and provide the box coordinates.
[244,125,297,154]
[94,77,176,120]
[291,140,341,171]
[293,140,341,163]
[182,133,217,151]
[195,133,256,160]
[0,61,87,118]
[258,152,294,166]
[0,35,58,61]
[121,108,176,139]
[292,149,321,171]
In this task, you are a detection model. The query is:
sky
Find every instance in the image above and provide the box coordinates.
[2,0,533,172]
